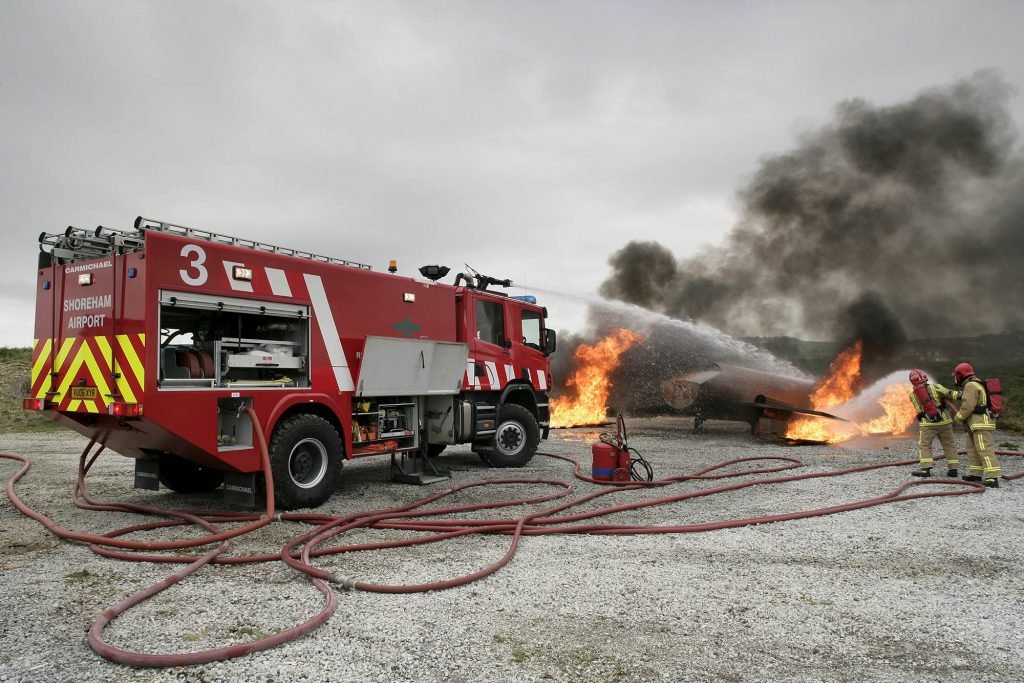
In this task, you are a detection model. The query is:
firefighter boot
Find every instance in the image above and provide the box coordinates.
[984,478,1000,489]
[946,469,958,478]
[962,475,983,482]
[911,469,931,477]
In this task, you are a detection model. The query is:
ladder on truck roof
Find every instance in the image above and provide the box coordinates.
[38,215,372,270]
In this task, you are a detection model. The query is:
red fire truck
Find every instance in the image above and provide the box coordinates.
[25,217,556,508]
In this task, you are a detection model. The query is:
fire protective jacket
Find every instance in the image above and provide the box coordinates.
[954,378,996,431]
[909,382,957,427]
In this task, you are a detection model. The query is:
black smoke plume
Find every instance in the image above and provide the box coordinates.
[600,71,1024,377]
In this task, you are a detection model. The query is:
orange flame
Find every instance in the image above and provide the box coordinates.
[786,340,916,442]
[809,340,863,408]
[550,328,644,428]
[860,383,918,435]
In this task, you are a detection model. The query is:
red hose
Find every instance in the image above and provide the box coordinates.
[1,408,339,667]
[1,429,1020,668]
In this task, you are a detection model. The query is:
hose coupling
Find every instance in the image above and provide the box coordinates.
[330,574,358,590]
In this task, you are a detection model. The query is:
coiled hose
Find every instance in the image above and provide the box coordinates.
[1,418,1020,668]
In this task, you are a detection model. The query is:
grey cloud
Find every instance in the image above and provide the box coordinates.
[3,1,1024,346]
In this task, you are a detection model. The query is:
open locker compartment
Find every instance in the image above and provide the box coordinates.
[351,337,469,458]
[158,291,310,389]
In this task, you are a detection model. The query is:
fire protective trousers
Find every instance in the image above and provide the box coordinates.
[917,423,958,471]
[964,427,1001,480]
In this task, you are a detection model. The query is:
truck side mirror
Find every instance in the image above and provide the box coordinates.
[543,329,557,356]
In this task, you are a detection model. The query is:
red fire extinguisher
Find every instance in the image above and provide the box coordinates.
[591,439,631,482]
[591,414,652,482]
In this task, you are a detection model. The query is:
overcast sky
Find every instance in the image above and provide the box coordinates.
[2,0,1023,347]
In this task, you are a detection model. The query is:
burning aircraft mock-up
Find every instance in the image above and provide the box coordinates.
[660,363,848,435]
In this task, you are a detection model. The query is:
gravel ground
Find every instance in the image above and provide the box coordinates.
[1,417,1022,683]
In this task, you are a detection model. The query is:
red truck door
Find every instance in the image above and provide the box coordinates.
[509,306,549,392]
[467,294,512,391]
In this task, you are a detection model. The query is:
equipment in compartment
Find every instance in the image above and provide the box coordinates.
[158,291,310,389]
[215,338,304,387]
[217,397,253,451]
[350,400,417,455]
[381,408,407,435]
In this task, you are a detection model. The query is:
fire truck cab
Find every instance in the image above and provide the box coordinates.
[27,217,556,509]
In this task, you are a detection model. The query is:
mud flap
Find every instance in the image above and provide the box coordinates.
[224,471,256,508]
[134,459,160,490]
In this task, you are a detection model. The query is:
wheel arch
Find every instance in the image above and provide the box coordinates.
[499,381,538,415]
[266,394,349,459]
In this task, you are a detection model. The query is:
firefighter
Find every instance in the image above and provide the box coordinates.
[951,362,1002,488]
[907,369,959,477]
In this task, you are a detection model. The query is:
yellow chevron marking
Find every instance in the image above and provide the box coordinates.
[67,399,81,411]
[35,377,51,399]
[96,336,134,404]
[94,336,123,403]
[53,350,86,402]
[53,339,113,410]
[31,339,51,383]
[79,342,113,408]
[31,338,53,396]
[117,334,145,390]
[54,337,76,372]
[138,333,146,385]
[37,337,76,399]
[94,335,111,362]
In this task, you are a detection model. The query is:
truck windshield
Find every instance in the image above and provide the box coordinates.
[522,310,542,350]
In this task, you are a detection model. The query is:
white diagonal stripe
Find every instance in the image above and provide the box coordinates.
[304,273,354,392]
[266,267,292,297]
[484,361,499,388]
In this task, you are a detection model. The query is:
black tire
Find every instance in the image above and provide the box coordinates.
[268,414,343,510]
[158,454,224,493]
[426,443,447,458]
[477,404,540,468]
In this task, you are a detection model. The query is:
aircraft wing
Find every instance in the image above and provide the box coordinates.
[741,400,851,423]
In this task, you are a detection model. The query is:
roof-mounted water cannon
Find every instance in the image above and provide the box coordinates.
[454,265,513,292]
[418,265,451,282]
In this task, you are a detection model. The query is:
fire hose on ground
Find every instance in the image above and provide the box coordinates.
[1,410,1021,668]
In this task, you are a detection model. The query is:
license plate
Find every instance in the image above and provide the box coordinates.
[71,387,97,399]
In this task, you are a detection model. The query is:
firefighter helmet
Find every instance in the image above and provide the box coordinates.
[953,362,975,385]
[908,369,928,385]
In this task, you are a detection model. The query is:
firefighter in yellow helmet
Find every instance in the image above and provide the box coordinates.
[952,362,1002,488]
[907,369,959,477]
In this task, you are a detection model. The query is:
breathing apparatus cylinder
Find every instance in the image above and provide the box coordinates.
[912,383,942,421]
[909,369,942,422]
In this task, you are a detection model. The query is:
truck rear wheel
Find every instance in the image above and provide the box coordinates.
[158,454,224,494]
[268,414,343,509]
[478,404,539,468]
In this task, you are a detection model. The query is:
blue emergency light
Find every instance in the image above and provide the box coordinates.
[511,295,537,304]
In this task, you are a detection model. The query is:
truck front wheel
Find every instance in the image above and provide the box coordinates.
[478,404,539,468]
[268,414,343,509]
[158,454,224,493]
